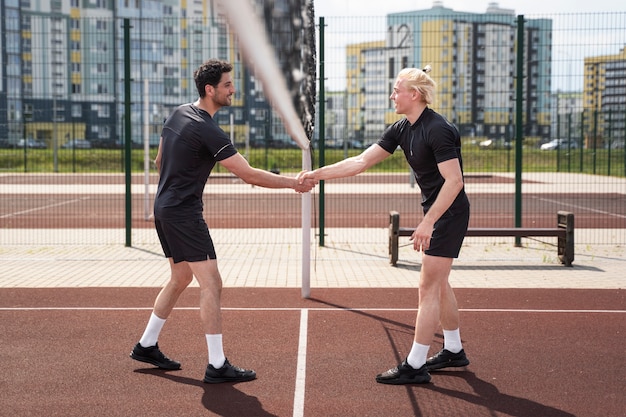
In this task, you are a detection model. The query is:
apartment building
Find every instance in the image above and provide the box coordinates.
[347,2,553,143]
[584,46,626,148]
[0,0,296,149]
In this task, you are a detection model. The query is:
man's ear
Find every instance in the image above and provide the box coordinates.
[205,84,214,97]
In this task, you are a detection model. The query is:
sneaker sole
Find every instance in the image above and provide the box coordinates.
[376,374,431,385]
[130,352,181,370]
[203,375,257,384]
[426,358,470,371]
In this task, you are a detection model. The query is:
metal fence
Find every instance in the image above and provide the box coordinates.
[0,7,625,246]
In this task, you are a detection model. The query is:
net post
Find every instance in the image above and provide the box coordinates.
[301,149,312,299]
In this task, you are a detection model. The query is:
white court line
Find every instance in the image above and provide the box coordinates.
[535,196,626,219]
[0,196,89,219]
[0,307,624,314]
[292,309,308,417]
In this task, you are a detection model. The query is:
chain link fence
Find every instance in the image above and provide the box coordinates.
[0,6,625,245]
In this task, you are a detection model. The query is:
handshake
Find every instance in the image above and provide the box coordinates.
[293,170,318,193]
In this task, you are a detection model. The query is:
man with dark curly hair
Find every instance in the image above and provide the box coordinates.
[130,59,316,383]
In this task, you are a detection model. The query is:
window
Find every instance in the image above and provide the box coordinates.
[20,15,31,31]
[8,103,17,121]
[91,104,110,118]
[23,82,32,97]
[24,104,34,121]
[22,38,31,53]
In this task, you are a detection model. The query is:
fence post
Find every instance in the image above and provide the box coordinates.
[514,14,525,246]
[592,110,598,174]
[318,16,326,247]
[567,112,572,172]
[556,113,561,172]
[124,18,132,247]
[579,109,584,172]
[607,109,612,176]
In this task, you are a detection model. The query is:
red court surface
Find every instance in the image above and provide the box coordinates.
[1,287,624,417]
[2,173,624,230]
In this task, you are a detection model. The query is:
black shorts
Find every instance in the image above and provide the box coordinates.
[155,218,217,263]
[425,207,470,258]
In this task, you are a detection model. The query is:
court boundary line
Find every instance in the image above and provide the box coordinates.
[293,309,308,417]
[1,307,624,313]
[0,196,90,219]
[536,196,626,219]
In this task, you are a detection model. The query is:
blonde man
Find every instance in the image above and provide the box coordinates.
[298,66,470,384]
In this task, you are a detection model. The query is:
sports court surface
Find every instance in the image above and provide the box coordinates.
[1,172,624,416]
[1,287,624,417]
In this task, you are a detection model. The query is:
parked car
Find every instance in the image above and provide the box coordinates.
[324,139,364,149]
[17,138,46,149]
[606,139,624,150]
[540,138,579,151]
[347,140,364,149]
[91,139,119,149]
[61,139,92,149]
[478,138,512,150]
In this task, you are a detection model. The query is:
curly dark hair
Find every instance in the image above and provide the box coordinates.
[194,59,233,98]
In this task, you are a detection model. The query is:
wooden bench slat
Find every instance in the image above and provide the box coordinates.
[398,227,567,238]
[389,211,574,267]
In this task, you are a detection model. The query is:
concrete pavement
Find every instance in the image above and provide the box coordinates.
[0,227,623,290]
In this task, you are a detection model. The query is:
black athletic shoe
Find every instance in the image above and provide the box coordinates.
[203,359,256,384]
[375,359,431,385]
[425,348,470,371]
[130,342,181,370]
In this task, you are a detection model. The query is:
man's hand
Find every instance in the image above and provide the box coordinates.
[410,220,434,252]
[294,174,317,193]
[296,170,316,185]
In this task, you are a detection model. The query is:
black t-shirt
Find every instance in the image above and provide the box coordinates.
[377,108,469,212]
[154,103,237,220]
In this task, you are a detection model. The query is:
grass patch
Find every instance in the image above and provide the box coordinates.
[1,146,624,177]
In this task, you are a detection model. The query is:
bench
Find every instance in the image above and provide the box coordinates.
[388,210,574,267]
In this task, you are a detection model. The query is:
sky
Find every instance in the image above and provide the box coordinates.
[311,0,626,91]
[313,0,625,17]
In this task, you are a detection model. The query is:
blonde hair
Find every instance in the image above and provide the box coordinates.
[397,65,436,104]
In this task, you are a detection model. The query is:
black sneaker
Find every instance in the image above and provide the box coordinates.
[425,348,469,371]
[203,359,256,384]
[130,342,181,370]
[375,359,431,385]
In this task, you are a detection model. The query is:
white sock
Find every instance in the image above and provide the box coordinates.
[443,328,463,353]
[139,312,166,348]
[406,342,430,369]
[206,334,226,368]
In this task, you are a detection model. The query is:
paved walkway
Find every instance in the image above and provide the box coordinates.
[0,228,623,290]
